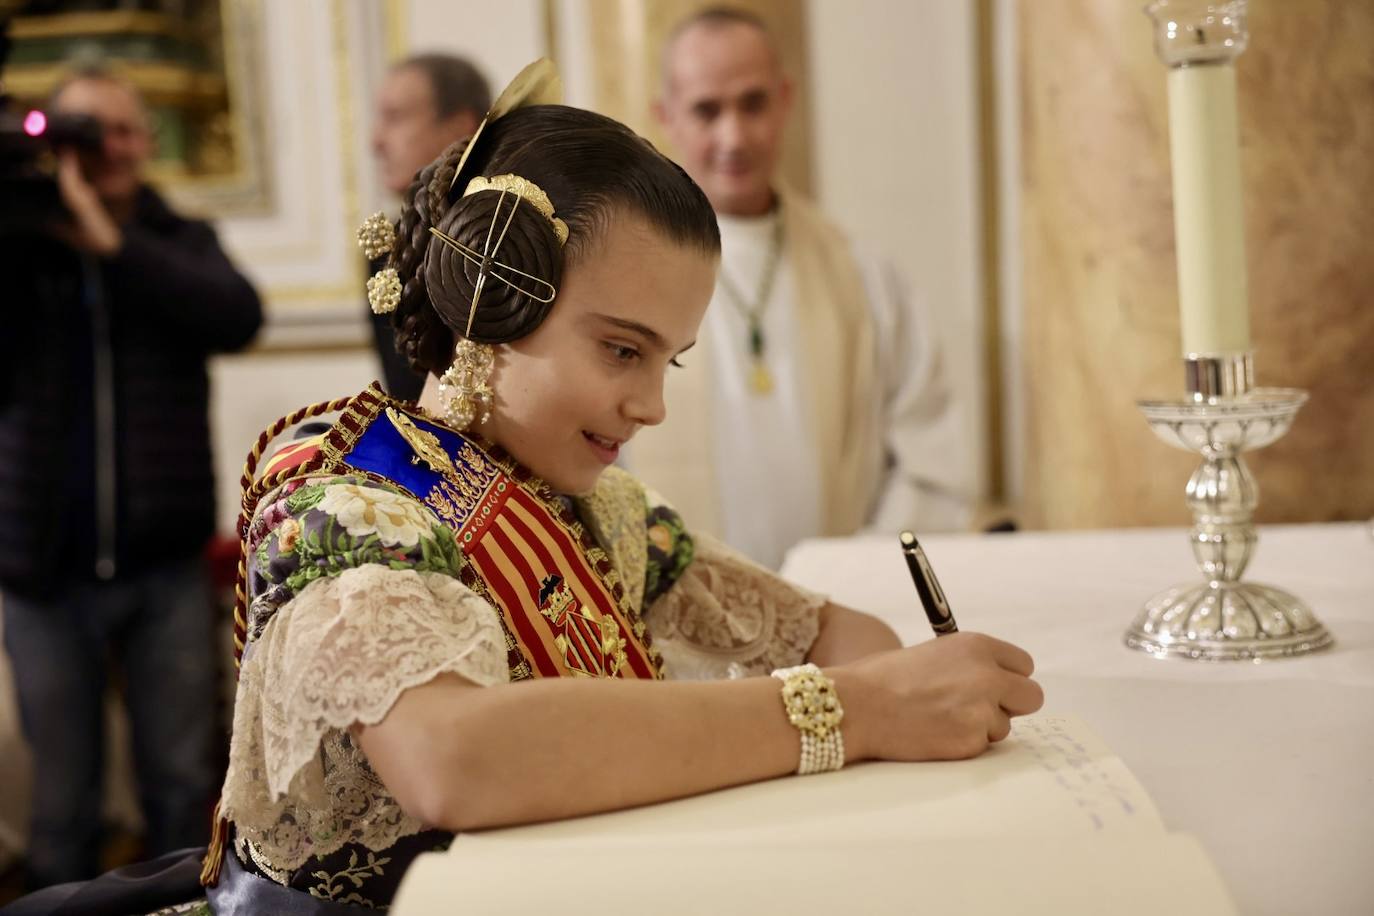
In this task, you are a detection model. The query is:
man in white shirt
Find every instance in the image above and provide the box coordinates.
[626,7,970,568]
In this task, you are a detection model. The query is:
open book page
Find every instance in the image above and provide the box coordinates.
[474,715,1164,845]
[396,832,1236,915]
[393,716,1235,913]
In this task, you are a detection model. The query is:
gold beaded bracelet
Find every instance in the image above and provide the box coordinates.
[770,663,845,775]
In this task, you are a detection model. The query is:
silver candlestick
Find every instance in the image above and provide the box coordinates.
[1127,354,1332,660]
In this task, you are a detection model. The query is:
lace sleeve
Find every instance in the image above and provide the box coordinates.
[220,564,509,869]
[644,534,827,680]
[218,470,511,870]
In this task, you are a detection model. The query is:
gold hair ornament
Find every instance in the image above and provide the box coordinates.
[436,337,496,430]
[448,58,562,192]
[465,174,569,245]
[356,211,396,260]
[425,60,566,348]
[366,267,402,314]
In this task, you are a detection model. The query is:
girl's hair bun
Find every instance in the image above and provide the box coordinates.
[423,188,563,344]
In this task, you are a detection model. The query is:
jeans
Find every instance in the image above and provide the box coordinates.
[2,555,219,889]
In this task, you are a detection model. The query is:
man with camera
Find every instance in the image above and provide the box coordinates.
[0,66,262,889]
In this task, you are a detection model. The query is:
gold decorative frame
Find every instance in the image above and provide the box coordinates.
[975,0,1006,509]
[2,0,272,217]
[161,0,272,217]
[256,0,375,314]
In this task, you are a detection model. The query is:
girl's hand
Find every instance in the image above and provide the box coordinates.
[832,632,1044,763]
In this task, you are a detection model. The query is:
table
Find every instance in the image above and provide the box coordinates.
[781,522,1374,916]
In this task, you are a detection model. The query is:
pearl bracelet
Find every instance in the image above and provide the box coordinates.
[771,663,845,775]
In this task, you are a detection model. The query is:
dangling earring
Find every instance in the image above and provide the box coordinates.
[437,338,496,430]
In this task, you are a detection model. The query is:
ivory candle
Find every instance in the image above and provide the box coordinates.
[1166,61,1251,356]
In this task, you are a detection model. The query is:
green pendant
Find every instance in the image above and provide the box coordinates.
[748,320,772,394]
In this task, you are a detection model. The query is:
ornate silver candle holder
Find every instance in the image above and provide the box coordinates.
[1126,354,1333,660]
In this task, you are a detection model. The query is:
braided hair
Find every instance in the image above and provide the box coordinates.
[383,104,720,377]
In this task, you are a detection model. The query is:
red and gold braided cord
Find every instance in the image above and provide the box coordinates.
[201,392,354,887]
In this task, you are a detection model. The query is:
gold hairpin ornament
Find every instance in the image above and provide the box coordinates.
[429,57,564,340]
[357,211,396,260]
[367,267,402,314]
[427,182,559,337]
[464,175,569,245]
[448,59,562,193]
[358,212,401,313]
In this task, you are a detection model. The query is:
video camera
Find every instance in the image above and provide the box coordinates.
[0,17,105,235]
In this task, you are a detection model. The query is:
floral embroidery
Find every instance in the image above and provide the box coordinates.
[643,503,694,607]
[309,848,390,907]
[147,903,212,915]
[277,517,302,554]
[317,482,438,547]
[647,522,672,554]
[245,476,465,632]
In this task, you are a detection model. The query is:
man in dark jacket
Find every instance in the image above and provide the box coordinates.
[0,68,262,889]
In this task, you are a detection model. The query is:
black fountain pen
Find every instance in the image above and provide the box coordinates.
[899,530,959,637]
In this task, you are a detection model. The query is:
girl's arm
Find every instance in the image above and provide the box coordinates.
[355,631,1042,832]
[807,603,903,664]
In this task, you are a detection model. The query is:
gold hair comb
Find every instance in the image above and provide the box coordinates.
[465,174,569,244]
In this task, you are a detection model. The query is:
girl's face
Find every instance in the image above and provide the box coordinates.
[474,212,717,495]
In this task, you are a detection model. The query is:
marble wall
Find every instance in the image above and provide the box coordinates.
[1018,0,1374,528]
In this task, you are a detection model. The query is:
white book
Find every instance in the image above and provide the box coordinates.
[393,715,1236,914]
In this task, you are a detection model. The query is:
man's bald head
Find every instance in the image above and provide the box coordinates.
[661,8,782,92]
[655,8,792,217]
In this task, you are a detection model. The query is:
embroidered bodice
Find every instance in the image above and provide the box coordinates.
[216,390,826,908]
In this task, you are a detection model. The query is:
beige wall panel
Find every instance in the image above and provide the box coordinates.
[807,0,988,505]
[1019,0,1374,529]
[579,0,812,194]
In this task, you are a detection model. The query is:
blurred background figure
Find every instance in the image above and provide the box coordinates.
[0,65,261,890]
[628,7,969,568]
[369,52,490,400]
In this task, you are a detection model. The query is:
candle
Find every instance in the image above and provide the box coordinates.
[1166,61,1251,356]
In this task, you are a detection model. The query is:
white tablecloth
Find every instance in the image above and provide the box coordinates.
[781,522,1374,916]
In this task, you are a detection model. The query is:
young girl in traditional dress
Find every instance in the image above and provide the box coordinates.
[195,63,1043,913]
